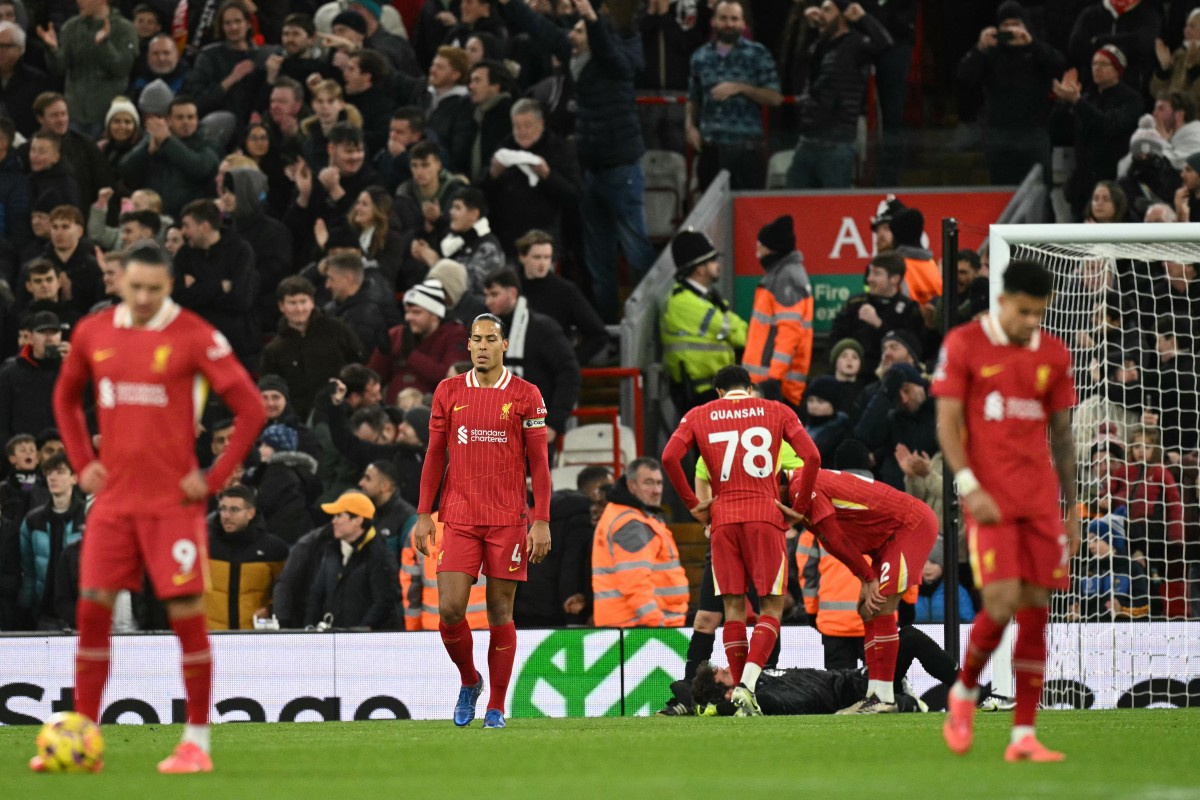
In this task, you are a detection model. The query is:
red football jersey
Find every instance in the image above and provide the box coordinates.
[666,390,816,528]
[806,469,921,553]
[932,313,1076,518]
[53,301,264,515]
[423,366,548,526]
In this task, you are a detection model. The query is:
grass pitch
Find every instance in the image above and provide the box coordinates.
[2,710,1197,800]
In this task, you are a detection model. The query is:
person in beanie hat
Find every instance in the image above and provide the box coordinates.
[661,227,747,412]
[801,375,852,463]
[368,278,468,400]
[871,194,906,252]
[829,252,925,376]
[259,423,300,455]
[884,207,941,307]
[1050,40,1142,220]
[881,329,922,366]
[742,214,813,408]
[245,421,322,545]
[398,405,431,447]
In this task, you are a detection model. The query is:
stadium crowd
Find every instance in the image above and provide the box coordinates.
[0,0,1198,640]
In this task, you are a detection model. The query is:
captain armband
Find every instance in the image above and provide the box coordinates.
[523,418,546,429]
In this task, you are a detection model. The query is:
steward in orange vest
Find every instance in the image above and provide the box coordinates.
[399,513,489,630]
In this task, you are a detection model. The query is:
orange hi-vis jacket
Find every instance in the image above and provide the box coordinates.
[796,530,918,638]
[399,514,489,631]
[743,251,814,407]
[592,502,689,627]
[897,247,943,306]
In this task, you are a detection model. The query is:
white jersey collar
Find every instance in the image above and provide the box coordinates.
[113,298,181,331]
[466,366,512,389]
[982,311,1040,351]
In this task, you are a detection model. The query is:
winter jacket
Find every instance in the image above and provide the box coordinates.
[369,318,468,401]
[204,513,289,630]
[246,450,322,545]
[743,250,814,406]
[956,38,1065,131]
[828,291,924,376]
[497,298,581,437]
[0,150,30,254]
[515,488,594,627]
[481,128,582,254]
[914,579,976,624]
[854,392,939,490]
[18,496,86,614]
[260,310,366,419]
[227,168,294,334]
[421,88,476,175]
[183,41,266,129]
[796,530,863,637]
[171,230,262,364]
[44,9,138,125]
[0,62,52,137]
[520,271,608,366]
[661,280,748,399]
[325,289,391,360]
[0,345,62,445]
[273,523,332,628]
[796,12,891,143]
[28,160,80,211]
[305,526,400,630]
[119,129,220,218]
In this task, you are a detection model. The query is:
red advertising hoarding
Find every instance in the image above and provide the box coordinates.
[731,189,1015,332]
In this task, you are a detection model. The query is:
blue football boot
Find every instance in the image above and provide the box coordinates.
[454,674,484,727]
[482,709,506,729]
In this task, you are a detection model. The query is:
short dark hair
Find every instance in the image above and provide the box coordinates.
[691,662,726,709]
[409,139,440,162]
[218,483,257,508]
[33,91,65,117]
[713,365,752,392]
[482,266,520,292]
[25,258,56,279]
[868,252,906,280]
[272,75,304,104]
[328,121,364,147]
[1165,90,1196,123]
[470,59,509,90]
[351,49,388,82]
[351,406,388,437]
[277,275,316,301]
[454,186,487,217]
[472,312,505,338]
[168,94,197,115]
[626,456,662,478]
[957,249,981,271]
[181,198,221,229]
[123,241,173,274]
[212,417,235,434]
[120,208,162,235]
[515,229,554,256]
[30,129,62,152]
[282,12,315,35]
[6,433,36,455]
[340,363,380,395]
[40,452,72,475]
[1002,258,1053,298]
[324,250,364,277]
[576,465,613,492]
[390,105,426,134]
[367,459,401,489]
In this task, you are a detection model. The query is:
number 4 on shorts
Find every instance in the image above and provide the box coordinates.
[511,543,522,567]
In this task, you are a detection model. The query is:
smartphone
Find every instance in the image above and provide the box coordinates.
[996,30,1015,44]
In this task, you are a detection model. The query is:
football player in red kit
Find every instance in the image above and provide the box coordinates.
[412,313,552,729]
[932,258,1078,762]
[661,365,820,716]
[781,468,938,713]
[46,242,266,773]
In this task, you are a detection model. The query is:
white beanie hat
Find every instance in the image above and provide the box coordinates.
[1129,113,1167,158]
[403,279,447,319]
[105,96,141,129]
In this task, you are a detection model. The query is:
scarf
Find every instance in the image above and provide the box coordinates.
[440,217,491,258]
[505,296,530,375]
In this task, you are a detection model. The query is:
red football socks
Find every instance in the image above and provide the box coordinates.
[959,611,1007,690]
[73,599,113,723]
[1013,606,1048,727]
[487,623,517,713]
[170,611,212,725]
[723,620,748,684]
[869,616,899,683]
[746,615,779,672]
[439,619,478,686]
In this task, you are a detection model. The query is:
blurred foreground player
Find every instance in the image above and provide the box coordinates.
[932,258,1078,762]
[661,365,820,717]
[43,242,266,773]
[412,313,552,729]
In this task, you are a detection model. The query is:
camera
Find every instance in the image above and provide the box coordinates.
[996,30,1015,44]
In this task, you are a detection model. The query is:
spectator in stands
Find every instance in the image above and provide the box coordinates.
[204,484,290,630]
[183,0,263,137]
[263,78,306,152]
[785,0,891,189]
[685,0,781,190]
[828,253,923,376]
[370,278,467,400]
[853,362,937,489]
[43,204,103,316]
[245,423,322,546]
[955,1,1065,186]
[356,459,415,555]
[15,260,78,328]
[411,187,505,296]
[219,167,293,334]
[1072,513,1150,621]
[27,131,81,211]
[37,0,137,137]
[498,0,655,324]
[272,515,331,628]
[17,453,84,630]
[87,189,165,251]
[173,198,261,367]
[1139,260,1200,339]
[444,0,509,52]
[1068,0,1160,95]
[322,250,391,359]
[516,464,611,628]
[661,228,747,413]
[350,0,421,79]
[638,0,711,153]
[1085,179,1130,223]
[299,80,364,172]
[801,376,851,464]
[1150,91,1200,169]
[1176,153,1200,220]
[742,215,812,409]
[885,207,941,309]
[305,490,400,630]
[261,276,366,419]
[466,59,514,184]
[1144,201,1178,222]
[372,106,433,193]
[268,14,335,91]
[0,117,27,269]
[334,186,420,295]
[1117,116,1180,218]
[913,541,975,624]
[1152,11,1200,112]
[516,230,607,366]
[1114,424,1186,587]
[481,98,581,255]
[421,46,475,175]
[1144,319,1198,460]
[592,457,688,627]
[429,256,484,326]
[0,22,51,137]
[0,311,66,446]
[32,93,113,215]
[1051,45,1143,221]
[308,364,384,500]
[395,140,467,251]
[120,95,219,219]
[482,267,581,446]
[128,32,187,95]
[341,50,394,156]
[827,338,866,415]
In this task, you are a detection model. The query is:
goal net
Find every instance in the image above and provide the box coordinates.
[987,223,1200,708]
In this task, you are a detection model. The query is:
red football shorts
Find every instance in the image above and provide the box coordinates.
[966,514,1070,591]
[872,501,939,597]
[79,508,209,599]
[438,522,530,581]
[710,521,788,598]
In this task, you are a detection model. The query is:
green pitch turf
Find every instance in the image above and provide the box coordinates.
[3,710,1198,800]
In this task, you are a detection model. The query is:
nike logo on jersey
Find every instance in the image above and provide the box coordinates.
[980,364,1005,378]
[93,348,116,362]
[454,404,469,411]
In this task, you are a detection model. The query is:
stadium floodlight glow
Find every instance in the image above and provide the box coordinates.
[988,221,1200,708]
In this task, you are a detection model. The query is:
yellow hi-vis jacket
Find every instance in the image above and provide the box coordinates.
[660,280,748,397]
[399,514,489,631]
[743,251,814,406]
[592,502,689,627]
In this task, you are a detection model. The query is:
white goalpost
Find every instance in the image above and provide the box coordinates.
[986,223,1200,708]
